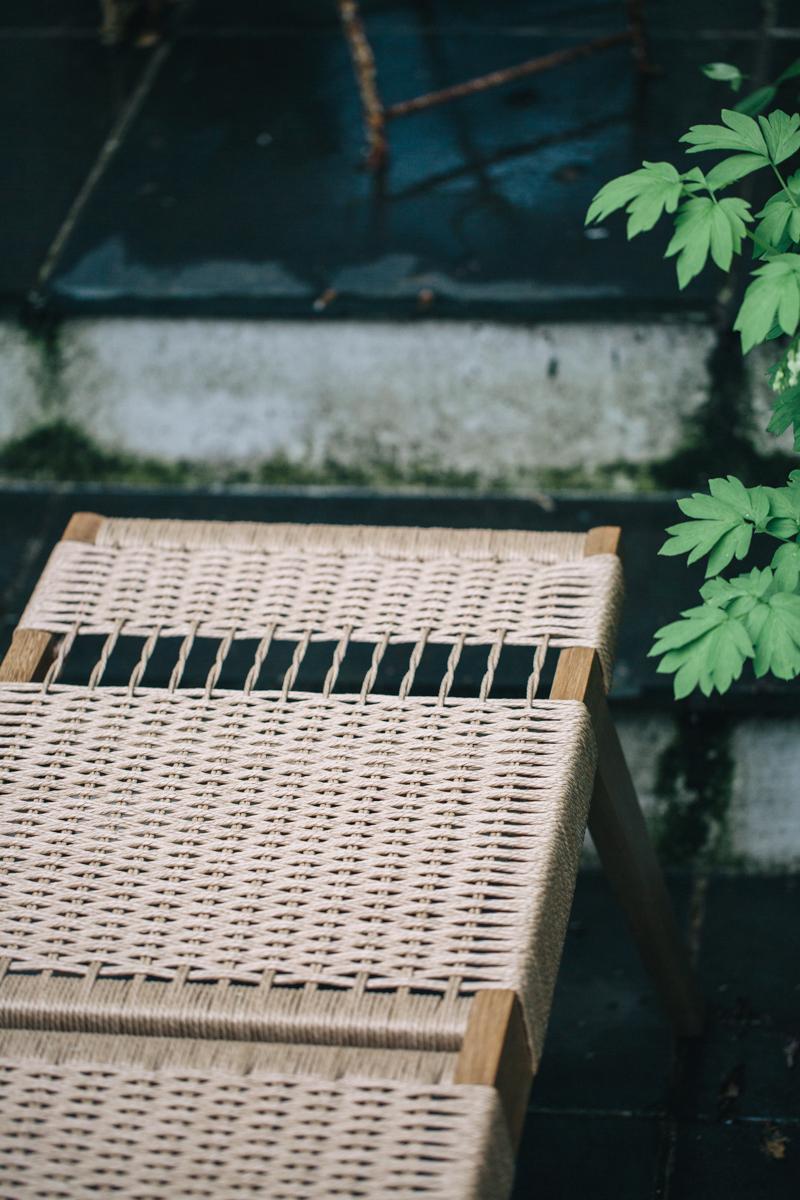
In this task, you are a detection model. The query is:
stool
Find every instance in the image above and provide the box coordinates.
[0,514,702,1197]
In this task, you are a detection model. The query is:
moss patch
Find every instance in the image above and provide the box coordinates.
[0,421,493,490]
[0,421,202,485]
[654,711,737,867]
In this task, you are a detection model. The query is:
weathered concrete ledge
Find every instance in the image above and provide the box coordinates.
[1,317,727,489]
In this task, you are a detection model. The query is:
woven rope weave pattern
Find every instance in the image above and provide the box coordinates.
[97,518,589,560]
[0,685,595,1053]
[0,1030,458,1084]
[0,1032,511,1199]
[21,527,623,683]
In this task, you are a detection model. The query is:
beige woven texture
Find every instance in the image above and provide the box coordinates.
[0,515,624,1198]
[21,519,623,684]
[0,685,595,1059]
[0,1030,512,1200]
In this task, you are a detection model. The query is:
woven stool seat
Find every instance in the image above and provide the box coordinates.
[0,684,595,1060]
[0,1030,512,1199]
[20,518,623,686]
[0,513,703,1199]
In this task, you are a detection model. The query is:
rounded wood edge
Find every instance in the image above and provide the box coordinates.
[62,512,103,543]
[584,525,622,557]
[453,989,533,1149]
[0,629,57,683]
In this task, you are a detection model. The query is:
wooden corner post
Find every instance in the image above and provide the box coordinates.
[550,525,704,1038]
[0,512,102,684]
[454,989,533,1150]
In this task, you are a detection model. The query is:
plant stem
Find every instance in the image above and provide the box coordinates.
[743,228,777,257]
[770,161,799,206]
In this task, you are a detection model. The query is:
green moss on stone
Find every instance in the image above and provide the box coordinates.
[0,422,494,491]
[654,712,737,867]
[0,421,200,485]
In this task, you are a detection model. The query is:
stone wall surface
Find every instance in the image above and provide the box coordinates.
[1,316,721,486]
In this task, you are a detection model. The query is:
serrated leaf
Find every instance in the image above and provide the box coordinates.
[705,153,768,190]
[764,479,800,537]
[750,592,800,678]
[773,541,800,590]
[660,476,765,576]
[702,62,744,91]
[734,257,800,351]
[754,195,794,250]
[758,110,800,164]
[650,605,753,697]
[681,109,768,156]
[586,161,683,233]
[701,567,775,606]
[665,196,751,285]
[664,197,714,286]
[767,384,800,448]
[734,85,777,117]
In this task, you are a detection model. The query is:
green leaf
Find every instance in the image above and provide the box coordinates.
[776,58,800,85]
[702,61,744,91]
[664,196,752,286]
[659,476,767,576]
[650,605,753,697]
[734,256,800,351]
[758,110,800,164]
[652,556,800,695]
[735,85,777,117]
[763,477,800,537]
[767,385,800,449]
[705,153,768,190]
[750,592,800,679]
[585,161,684,235]
[700,566,775,607]
[754,193,795,251]
[681,108,769,156]
[773,541,800,590]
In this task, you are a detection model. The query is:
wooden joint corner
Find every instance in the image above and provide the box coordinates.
[584,525,622,558]
[0,629,58,683]
[62,512,103,544]
[453,989,533,1149]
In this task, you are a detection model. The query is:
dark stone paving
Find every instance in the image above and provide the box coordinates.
[5,0,797,317]
[1,483,798,1196]
[512,874,800,1199]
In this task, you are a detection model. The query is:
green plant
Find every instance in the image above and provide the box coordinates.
[586,63,800,696]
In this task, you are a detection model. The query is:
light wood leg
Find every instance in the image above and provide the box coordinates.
[552,646,704,1037]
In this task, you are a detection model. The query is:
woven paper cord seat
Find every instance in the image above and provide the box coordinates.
[0,514,703,1198]
[0,686,595,1061]
[19,518,623,685]
[0,1031,513,1200]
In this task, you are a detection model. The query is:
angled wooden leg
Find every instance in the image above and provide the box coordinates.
[588,686,704,1036]
[552,646,704,1038]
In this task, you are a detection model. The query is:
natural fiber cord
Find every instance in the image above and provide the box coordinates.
[0,1031,512,1199]
[0,515,625,1199]
[21,521,623,684]
[0,685,595,1060]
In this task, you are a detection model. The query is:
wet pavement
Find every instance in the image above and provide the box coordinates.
[0,482,798,1197]
[5,1,799,318]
